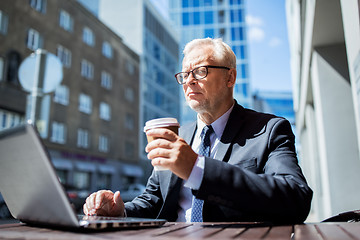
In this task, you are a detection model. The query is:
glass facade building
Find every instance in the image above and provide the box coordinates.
[252,90,297,146]
[169,0,251,124]
[252,91,295,126]
[99,0,180,163]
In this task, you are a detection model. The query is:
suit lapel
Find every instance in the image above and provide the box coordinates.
[215,103,246,163]
[161,104,245,193]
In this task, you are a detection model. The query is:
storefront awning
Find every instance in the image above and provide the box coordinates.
[121,164,143,177]
[51,158,73,170]
[74,161,97,172]
[98,164,116,174]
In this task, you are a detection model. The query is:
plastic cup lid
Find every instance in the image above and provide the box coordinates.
[144,117,180,132]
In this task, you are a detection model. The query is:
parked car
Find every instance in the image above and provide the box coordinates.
[0,193,12,219]
[120,184,146,202]
[62,184,90,214]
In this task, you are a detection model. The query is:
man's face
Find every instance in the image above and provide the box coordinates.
[182,46,234,114]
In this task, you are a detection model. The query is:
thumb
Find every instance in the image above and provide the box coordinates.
[113,191,125,217]
[113,191,122,204]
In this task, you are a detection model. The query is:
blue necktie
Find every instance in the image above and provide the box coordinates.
[191,125,213,222]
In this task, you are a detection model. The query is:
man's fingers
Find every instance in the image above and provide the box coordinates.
[84,192,97,215]
[95,190,114,209]
[114,191,121,204]
[83,203,88,215]
[95,191,104,209]
[145,128,177,141]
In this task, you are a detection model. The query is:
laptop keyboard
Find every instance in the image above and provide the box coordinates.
[77,215,126,221]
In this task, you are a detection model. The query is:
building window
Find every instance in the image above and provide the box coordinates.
[125,114,134,130]
[204,28,214,38]
[99,135,109,153]
[231,27,244,41]
[79,93,92,114]
[73,171,90,189]
[53,85,69,105]
[182,12,189,25]
[59,9,73,32]
[0,10,9,35]
[0,110,23,130]
[0,57,4,81]
[51,122,66,144]
[99,102,111,121]
[204,0,213,6]
[101,71,112,89]
[77,128,89,148]
[124,87,135,102]
[193,12,200,25]
[230,0,243,5]
[81,59,94,79]
[124,141,135,159]
[55,169,68,184]
[232,45,245,60]
[96,173,111,189]
[102,41,113,59]
[240,63,247,79]
[230,9,243,23]
[26,28,42,50]
[56,45,72,68]
[204,11,213,24]
[30,0,47,13]
[126,60,135,75]
[82,27,95,46]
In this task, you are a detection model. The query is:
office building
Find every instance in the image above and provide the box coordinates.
[286,0,360,221]
[98,0,181,173]
[253,90,295,126]
[252,90,298,149]
[0,0,142,193]
[77,0,100,16]
[169,0,251,124]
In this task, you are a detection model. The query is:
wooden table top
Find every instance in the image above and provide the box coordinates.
[0,221,359,239]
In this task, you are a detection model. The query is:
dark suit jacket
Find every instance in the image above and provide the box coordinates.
[125,103,313,223]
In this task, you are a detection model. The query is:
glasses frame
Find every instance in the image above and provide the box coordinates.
[175,65,230,85]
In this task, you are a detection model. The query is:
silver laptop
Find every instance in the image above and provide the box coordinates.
[0,123,166,230]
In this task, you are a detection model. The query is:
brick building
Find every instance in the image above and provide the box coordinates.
[0,0,142,194]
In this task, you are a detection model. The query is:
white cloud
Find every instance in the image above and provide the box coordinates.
[248,27,265,42]
[268,37,282,47]
[245,15,264,27]
[246,15,265,42]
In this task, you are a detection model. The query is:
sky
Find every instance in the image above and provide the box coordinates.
[150,0,293,93]
[245,0,292,92]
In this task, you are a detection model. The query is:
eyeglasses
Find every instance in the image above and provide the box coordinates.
[175,65,230,85]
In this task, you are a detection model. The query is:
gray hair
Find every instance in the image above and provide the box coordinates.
[183,38,237,69]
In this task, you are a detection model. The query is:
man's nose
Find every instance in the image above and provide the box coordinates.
[184,73,196,85]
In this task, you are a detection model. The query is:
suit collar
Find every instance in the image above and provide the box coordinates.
[180,121,197,145]
[164,102,245,191]
[221,102,245,143]
[215,102,245,162]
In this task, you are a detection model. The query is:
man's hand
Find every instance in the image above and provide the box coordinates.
[145,128,198,180]
[83,190,125,217]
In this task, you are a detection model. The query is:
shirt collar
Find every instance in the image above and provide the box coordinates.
[196,102,235,139]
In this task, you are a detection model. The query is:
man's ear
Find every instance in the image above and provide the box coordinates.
[227,68,237,87]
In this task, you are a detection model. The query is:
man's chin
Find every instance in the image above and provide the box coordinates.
[187,100,206,113]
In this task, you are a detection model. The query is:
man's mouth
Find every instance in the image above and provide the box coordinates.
[187,91,201,97]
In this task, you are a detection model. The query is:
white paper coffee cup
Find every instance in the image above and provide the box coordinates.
[144,118,180,171]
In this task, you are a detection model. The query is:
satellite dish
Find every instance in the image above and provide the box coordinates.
[18,49,63,94]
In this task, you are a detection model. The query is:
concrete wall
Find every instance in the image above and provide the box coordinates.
[286,0,360,221]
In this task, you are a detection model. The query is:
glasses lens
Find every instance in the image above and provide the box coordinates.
[193,66,207,79]
[176,73,187,84]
